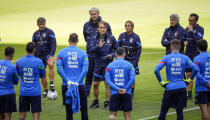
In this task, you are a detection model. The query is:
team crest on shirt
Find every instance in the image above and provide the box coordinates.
[174,32,178,38]
[130,38,134,43]
[193,30,196,34]
[43,33,46,38]
[107,39,110,44]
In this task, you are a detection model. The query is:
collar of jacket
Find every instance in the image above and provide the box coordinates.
[170,23,180,30]
[96,32,109,40]
[89,16,102,25]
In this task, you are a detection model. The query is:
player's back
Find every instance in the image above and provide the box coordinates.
[194,51,210,92]
[164,52,191,90]
[16,55,44,96]
[0,59,17,95]
[57,46,87,83]
[106,58,134,94]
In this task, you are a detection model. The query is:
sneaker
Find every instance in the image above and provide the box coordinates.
[50,84,55,92]
[43,89,48,98]
[103,101,110,110]
[89,100,99,108]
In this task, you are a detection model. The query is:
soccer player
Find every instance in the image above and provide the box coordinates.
[184,13,204,100]
[161,14,185,55]
[88,21,118,109]
[0,47,19,120]
[105,47,135,120]
[83,7,112,97]
[154,39,198,120]
[16,42,45,120]
[32,17,57,98]
[57,33,89,120]
[193,39,210,120]
[118,20,142,98]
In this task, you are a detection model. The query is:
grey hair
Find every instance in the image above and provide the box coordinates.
[89,7,99,14]
[170,14,180,21]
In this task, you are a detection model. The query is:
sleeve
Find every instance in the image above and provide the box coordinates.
[56,52,68,82]
[185,27,204,43]
[111,36,118,58]
[133,35,142,67]
[89,36,100,52]
[39,60,45,78]
[185,57,199,80]
[83,24,88,42]
[107,23,112,35]
[78,53,89,84]
[161,28,171,47]
[105,66,119,91]
[13,66,19,85]
[118,34,123,47]
[125,65,136,90]
[48,30,57,57]
[154,57,166,82]
[192,58,209,85]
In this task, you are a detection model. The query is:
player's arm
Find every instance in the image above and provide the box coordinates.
[107,23,112,35]
[111,36,118,58]
[56,55,68,82]
[49,31,57,57]
[186,27,204,43]
[13,66,19,85]
[89,36,100,52]
[134,35,142,67]
[78,55,89,84]
[161,28,170,47]
[125,66,136,90]
[117,34,123,47]
[105,67,119,91]
[39,60,45,78]
[154,57,166,83]
[83,24,88,42]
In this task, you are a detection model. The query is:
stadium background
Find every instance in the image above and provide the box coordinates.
[0,0,210,119]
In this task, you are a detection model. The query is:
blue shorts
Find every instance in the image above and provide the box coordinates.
[109,93,132,112]
[0,94,17,114]
[161,88,187,109]
[19,95,42,113]
[195,91,210,105]
[185,53,199,72]
[93,66,107,81]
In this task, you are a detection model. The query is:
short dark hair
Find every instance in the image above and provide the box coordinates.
[68,33,78,43]
[116,47,125,56]
[37,17,46,23]
[171,39,181,50]
[190,13,199,21]
[197,39,208,51]
[97,21,108,28]
[5,47,15,56]
[26,42,36,53]
[125,20,134,28]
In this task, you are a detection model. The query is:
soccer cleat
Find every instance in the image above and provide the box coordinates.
[103,101,110,110]
[42,89,48,98]
[89,100,99,109]
[50,84,55,92]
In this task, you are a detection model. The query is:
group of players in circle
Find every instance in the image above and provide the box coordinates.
[0,7,210,120]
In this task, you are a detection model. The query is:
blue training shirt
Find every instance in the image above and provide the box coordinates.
[105,58,135,95]
[193,51,210,93]
[154,52,198,90]
[0,59,19,96]
[56,46,89,86]
[16,55,45,96]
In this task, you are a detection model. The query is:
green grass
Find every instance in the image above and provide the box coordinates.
[0,44,203,120]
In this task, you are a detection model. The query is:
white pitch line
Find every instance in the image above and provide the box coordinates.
[138,107,200,120]
[10,51,164,63]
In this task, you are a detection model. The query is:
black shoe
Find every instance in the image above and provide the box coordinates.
[89,100,99,108]
[103,101,109,110]
[43,89,48,98]
[50,84,55,92]
[187,96,193,100]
